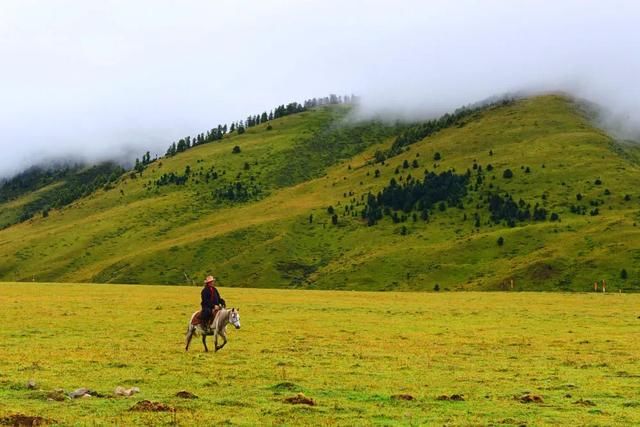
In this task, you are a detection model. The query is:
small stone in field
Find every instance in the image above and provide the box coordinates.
[115,386,140,397]
[26,379,37,389]
[69,388,90,398]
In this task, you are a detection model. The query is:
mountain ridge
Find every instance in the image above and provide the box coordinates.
[2,94,639,291]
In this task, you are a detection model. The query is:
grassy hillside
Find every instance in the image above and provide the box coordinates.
[1,95,640,290]
[1,283,639,425]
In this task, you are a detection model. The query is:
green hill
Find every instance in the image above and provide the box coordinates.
[2,94,640,291]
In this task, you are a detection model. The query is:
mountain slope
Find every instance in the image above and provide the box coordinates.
[1,95,640,291]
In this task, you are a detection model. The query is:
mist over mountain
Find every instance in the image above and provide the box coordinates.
[1,0,638,178]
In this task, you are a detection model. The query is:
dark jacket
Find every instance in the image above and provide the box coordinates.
[201,285,224,309]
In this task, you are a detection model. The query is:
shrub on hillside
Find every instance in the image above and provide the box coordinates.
[503,169,513,179]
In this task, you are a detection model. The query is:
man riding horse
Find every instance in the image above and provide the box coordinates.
[201,275,225,331]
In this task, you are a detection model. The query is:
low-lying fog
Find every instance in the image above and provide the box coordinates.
[1,0,638,178]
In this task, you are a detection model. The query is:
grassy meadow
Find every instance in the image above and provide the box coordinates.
[1,282,639,426]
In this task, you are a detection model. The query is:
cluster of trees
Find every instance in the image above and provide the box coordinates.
[0,164,80,203]
[361,171,469,226]
[486,193,556,227]
[162,94,353,160]
[13,163,124,224]
[570,204,599,216]
[165,128,227,157]
[302,94,356,108]
[374,98,514,163]
[155,172,188,186]
[214,181,262,202]
[134,151,154,173]
[155,165,193,187]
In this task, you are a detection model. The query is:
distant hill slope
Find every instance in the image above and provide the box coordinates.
[0,162,124,228]
[1,95,640,291]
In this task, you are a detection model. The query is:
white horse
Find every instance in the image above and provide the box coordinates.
[185,307,241,352]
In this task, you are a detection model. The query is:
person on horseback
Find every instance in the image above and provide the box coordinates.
[201,275,225,331]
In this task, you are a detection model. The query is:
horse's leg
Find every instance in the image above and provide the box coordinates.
[217,330,227,351]
[214,329,220,352]
[185,326,194,351]
[220,333,227,350]
[202,333,209,352]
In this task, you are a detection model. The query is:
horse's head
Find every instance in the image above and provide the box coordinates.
[230,308,241,329]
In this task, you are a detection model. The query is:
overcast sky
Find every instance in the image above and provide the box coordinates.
[1,1,639,177]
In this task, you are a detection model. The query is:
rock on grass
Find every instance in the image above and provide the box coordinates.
[114,386,140,397]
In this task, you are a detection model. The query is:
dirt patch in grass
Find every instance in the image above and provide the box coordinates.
[0,414,54,426]
[391,394,415,401]
[436,394,465,401]
[129,400,175,412]
[284,393,316,406]
[573,398,596,407]
[176,390,198,399]
[517,393,544,404]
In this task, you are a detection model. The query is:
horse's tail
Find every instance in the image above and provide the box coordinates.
[186,311,197,335]
[185,311,198,351]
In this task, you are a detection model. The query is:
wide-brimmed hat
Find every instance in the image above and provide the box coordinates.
[205,275,215,284]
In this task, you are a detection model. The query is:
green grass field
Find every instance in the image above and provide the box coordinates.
[1,283,639,425]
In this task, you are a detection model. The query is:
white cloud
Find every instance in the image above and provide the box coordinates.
[0,0,639,176]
